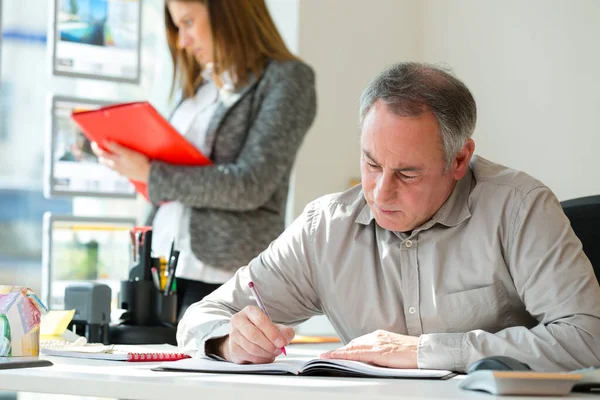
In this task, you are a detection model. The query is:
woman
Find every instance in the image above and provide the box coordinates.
[94,0,316,319]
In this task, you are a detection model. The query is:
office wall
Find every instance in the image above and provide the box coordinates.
[293,0,423,217]
[290,0,423,335]
[422,0,600,201]
[266,0,299,55]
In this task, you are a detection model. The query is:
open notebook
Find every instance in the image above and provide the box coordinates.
[41,345,189,362]
[154,356,455,379]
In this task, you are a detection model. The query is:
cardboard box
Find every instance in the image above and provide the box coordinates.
[0,286,45,356]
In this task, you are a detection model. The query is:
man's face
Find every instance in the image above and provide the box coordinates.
[360,101,464,232]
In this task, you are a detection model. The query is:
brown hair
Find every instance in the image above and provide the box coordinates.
[165,0,298,99]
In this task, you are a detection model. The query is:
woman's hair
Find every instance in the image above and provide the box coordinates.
[165,0,298,98]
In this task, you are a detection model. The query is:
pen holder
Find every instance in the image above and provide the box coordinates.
[154,290,178,326]
[119,280,158,326]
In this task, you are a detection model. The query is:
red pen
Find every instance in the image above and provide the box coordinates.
[248,281,287,356]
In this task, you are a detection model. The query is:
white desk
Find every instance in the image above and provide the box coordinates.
[0,345,595,400]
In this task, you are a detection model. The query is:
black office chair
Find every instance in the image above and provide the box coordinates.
[561,195,600,282]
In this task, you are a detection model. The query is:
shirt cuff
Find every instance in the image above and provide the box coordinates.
[418,333,467,372]
[198,322,232,358]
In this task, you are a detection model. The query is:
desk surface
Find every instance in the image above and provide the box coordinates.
[0,344,595,400]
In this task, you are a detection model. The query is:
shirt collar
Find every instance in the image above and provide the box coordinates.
[355,196,373,225]
[429,167,473,228]
[354,167,474,230]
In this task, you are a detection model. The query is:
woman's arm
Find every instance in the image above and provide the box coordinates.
[147,62,317,210]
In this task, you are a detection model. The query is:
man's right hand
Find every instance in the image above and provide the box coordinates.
[209,305,295,364]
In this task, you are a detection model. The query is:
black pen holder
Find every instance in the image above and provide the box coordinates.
[119,280,158,326]
[155,292,178,326]
[119,280,178,326]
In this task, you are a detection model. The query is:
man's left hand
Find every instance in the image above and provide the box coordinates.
[319,330,419,369]
[92,141,151,183]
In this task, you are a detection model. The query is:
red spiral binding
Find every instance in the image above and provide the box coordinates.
[126,352,190,362]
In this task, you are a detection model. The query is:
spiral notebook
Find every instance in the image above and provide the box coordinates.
[41,344,189,362]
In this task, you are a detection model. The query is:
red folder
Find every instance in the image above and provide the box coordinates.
[72,101,212,200]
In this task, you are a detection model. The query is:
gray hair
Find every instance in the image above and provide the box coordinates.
[359,62,477,170]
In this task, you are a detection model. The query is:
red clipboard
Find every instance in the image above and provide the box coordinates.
[72,101,212,200]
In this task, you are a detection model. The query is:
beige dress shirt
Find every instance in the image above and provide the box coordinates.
[177,155,600,372]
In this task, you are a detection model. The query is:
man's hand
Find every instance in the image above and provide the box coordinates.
[210,306,295,364]
[91,141,151,183]
[320,330,419,369]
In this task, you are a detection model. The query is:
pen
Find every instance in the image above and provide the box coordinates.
[168,237,175,264]
[151,267,161,291]
[164,250,180,296]
[248,281,287,356]
[129,230,136,263]
[135,231,141,263]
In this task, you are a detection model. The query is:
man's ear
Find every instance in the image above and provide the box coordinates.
[452,139,475,180]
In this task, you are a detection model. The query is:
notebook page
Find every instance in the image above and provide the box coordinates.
[156,356,310,375]
[301,359,453,378]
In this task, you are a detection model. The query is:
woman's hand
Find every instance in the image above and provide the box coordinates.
[91,141,151,183]
[319,330,419,369]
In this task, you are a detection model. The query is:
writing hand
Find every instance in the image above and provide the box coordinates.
[91,141,151,183]
[212,305,294,364]
[320,329,419,369]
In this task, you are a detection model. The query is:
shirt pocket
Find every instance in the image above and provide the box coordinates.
[438,281,513,333]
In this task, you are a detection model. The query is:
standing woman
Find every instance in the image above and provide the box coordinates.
[94,0,316,319]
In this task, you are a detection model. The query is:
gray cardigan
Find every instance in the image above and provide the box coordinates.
[147,60,317,273]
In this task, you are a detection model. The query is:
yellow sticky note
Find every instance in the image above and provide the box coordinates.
[40,310,76,336]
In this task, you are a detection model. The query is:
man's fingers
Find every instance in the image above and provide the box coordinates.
[236,318,280,354]
[229,306,294,364]
[231,328,280,359]
[276,325,295,344]
[321,348,373,362]
[244,306,287,349]
[229,340,275,365]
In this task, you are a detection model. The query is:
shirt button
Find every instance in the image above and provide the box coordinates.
[408,306,416,315]
[405,239,413,248]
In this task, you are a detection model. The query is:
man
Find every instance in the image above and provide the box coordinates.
[177,62,600,372]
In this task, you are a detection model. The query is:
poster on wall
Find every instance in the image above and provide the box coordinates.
[51,0,142,83]
[41,213,136,310]
[44,95,136,199]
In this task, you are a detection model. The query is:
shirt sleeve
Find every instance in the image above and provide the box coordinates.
[418,187,600,372]
[176,201,324,357]
[147,62,316,211]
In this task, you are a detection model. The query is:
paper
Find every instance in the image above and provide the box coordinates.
[0,286,46,356]
[40,310,75,336]
[40,309,87,347]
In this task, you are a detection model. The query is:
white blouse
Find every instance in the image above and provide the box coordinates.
[151,72,233,284]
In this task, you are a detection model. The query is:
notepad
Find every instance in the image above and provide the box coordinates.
[41,345,190,362]
[154,356,455,379]
[71,101,212,199]
[459,370,583,396]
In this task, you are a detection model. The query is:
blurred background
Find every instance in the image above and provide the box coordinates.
[0,0,599,339]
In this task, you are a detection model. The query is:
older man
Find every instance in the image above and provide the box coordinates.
[177,62,600,372]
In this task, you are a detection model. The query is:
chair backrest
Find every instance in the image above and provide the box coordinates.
[561,195,600,282]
